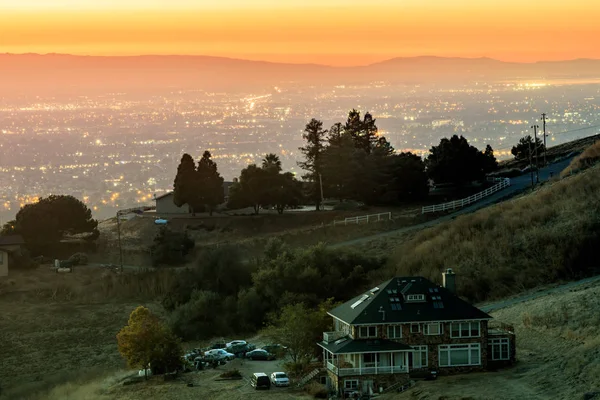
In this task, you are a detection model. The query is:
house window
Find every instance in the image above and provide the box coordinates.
[424,322,442,335]
[438,344,481,367]
[406,294,425,302]
[387,325,402,339]
[363,353,375,364]
[359,326,377,338]
[450,321,480,338]
[410,323,420,333]
[489,338,510,360]
[411,345,428,368]
[344,380,359,390]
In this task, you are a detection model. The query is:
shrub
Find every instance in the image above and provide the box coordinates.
[305,382,328,398]
[150,227,195,267]
[68,252,88,266]
[219,369,242,379]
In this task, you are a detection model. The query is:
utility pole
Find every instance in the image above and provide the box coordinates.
[116,210,124,272]
[541,113,548,166]
[531,125,540,183]
[527,134,534,190]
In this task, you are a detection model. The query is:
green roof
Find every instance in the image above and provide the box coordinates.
[328,276,492,325]
[318,338,413,354]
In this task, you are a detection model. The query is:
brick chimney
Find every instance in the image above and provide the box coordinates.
[443,268,456,293]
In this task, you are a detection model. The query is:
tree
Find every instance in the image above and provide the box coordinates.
[482,144,498,173]
[511,135,545,161]
[344,110,379,153]
[11,195,98,254]
[173,153,198,213]
[298,119,327,211]
[227,164,268,214]
[0,220,17,236]
[197,151,225,216]
[386,152,430,202]
[425,135,489,186]
[261,153,282,173]
[150,226,195,267]
[117,306,182,378]
[263,299,338,364]
[270,172,303,214]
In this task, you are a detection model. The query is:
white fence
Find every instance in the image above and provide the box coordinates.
[333,212,392,226]
[422,178,511,214]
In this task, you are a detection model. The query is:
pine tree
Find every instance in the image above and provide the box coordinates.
[173,153,198,214]
[197,151,224,216]
[298,119,327,211]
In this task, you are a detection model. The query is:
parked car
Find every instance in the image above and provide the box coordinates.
[245,349,275,361]
[250,372,271,390]
[226,340,247,348]
[229,342,256,356]
[211,342,227,349]
[262,344,288,357]
[270,372,290,387]
[204,348,235,361]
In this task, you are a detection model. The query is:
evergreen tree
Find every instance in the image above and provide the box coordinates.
[511,135,545,161]
[298,119,327,210]
[197,151,224,216]
[173,153,198,214]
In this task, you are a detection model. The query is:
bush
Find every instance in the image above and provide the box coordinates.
[305,382,328,398]
[219,369,242,379]
[332,201,363,211]
[68,252,88,266]
[150,227,195,267]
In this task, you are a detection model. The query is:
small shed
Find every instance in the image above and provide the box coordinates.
[0,235,26,277]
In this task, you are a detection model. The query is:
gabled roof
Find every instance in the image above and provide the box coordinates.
[0,235,25,246]
[329,276,491,325]
[318,338,412,354]
[154,192,174,200]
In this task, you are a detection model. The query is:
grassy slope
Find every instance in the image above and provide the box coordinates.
[366,163,600,303]
[561,138,600,177]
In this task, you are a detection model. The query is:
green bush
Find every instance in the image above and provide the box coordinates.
[150,227,195,267]
[68,252,88,266]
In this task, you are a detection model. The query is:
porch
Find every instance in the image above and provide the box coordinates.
[324,351,410,376]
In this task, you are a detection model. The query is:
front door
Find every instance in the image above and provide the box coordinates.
[408,352,414,369]
[362,380,374,395]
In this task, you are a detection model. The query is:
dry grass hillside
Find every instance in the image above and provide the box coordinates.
[12,277,600,400]
[364,163,600,303]
[561,138,600,177]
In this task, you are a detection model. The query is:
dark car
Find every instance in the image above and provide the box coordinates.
[230,343,256,357]
[245,349,276,361]
[262,344,287,357]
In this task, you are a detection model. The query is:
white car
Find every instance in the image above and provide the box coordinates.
[204,348,235,361]
[226,340,247,348]
[270,372,290,387]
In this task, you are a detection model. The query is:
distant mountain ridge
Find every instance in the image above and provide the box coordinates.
[1,53,599,96]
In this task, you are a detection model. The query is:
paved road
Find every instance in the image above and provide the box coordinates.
[479,274,600,313]
[329,157,575,249]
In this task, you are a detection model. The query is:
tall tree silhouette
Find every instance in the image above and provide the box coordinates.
[173,153,198,213]
[197,151,224,216]
[298,119,327,211]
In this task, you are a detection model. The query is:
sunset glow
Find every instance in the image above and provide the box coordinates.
[1,0,599,65]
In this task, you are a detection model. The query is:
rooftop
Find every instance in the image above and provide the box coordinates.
[0,235,25,246]
[328,276,491,325]
[318,338,413,355]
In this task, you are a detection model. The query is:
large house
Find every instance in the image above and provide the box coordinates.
[318,269,515,396]
[0,235,26,277]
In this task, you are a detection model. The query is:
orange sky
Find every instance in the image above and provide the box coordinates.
[1,0,599,66]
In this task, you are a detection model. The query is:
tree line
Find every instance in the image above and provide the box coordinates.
[174,109,504,214]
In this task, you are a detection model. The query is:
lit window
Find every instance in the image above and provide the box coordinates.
[406,294,425,302]
[438,344,481,367]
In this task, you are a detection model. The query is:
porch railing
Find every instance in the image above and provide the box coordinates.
[327,362,408,376]
[323,331,346,344]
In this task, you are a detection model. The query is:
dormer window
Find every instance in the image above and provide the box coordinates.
[406,294,425,302]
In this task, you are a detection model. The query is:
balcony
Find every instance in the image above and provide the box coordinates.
[323,331,346,344]
[327,362,408,376]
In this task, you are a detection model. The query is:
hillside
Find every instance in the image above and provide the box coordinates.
[2,54,600,96]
